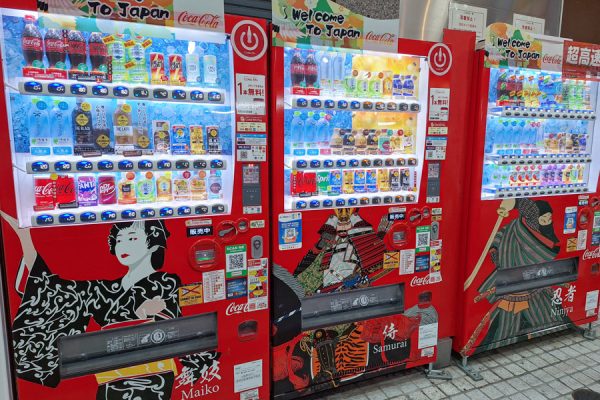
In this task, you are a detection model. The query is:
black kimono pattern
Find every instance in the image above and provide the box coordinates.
[12,255,181,397]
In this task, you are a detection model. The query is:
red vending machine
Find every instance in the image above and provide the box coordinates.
[270,2,475,398]
[455,23,600,379]
[0,1,271,399]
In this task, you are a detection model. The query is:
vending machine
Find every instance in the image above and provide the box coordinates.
[270,2,475,397]
[0,2,271,399]
[455,23,600,379]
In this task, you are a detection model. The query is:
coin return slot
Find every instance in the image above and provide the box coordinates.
[495,257,578,296]
[238,320,258,341]
[58,312,217,379]
[301,284,404,331]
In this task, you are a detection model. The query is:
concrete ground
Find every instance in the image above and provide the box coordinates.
[311,321,600,400]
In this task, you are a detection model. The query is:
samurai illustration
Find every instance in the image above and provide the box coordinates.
[462,198,571,355]
[2,213,213,400]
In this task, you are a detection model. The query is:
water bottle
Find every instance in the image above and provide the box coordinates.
[29,100,50,156]
[291,111,305,155]
[317,52,332,94]
[316,112,331,149]
[332,52,345,94]
[304,111,318,152]
[51,101,72,155]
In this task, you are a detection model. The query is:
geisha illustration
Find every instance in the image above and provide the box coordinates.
[2,213,214,399]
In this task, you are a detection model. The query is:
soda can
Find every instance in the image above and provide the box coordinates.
[168,54,184,85]
[302,171,317,196]
[290,171,303,197]
[150,52,166,84]
[400,168,411,190]
[55,175,76,206]
[378,169,390,192]
[329,169,342,195]
[317,171,330,195]
[343,170,355,194]
[389,169,401,191]
[77,175,98,207]
[366,169,378,193]
[98,175,117,205]
[34,177,55,211]
[354,169,366,193]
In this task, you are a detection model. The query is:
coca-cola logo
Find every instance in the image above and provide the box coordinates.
[410,275,431,287]
[99,183,115,195]
[583,248,600,260]
[542,54,562,65]
[177,12,221,29]
[225,302,249,316]
[365,31,396,45]
[22,37,42,49]
[35,183,54,196]
[45,38,65,51]
[56,181,74,193]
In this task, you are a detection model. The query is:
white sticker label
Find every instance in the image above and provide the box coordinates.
[585,290,599,311]
[513,13,545,35]
[421,346,435,358]
[243,206,263,215]
[240,388,260,400]
[418,322,438,349]
[448,3,487,41]
[250,220,265,229]
[235,74,266,116]
[425,136,448,160]
[427,126,448,136]
[202,270,226,303]
[237,134,267,162]
[429,88,450,122]
[577,230,588,251]
[400,249,416,275]
[234,359,263,393]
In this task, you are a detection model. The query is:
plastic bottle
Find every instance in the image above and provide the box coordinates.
[108,35,128,83]
[208,170,223,199]
[402,75,415,98]
[51,101,72,156]
[304,111,318,150]
[118,172,137,205]
[290,49,305,87]
[203,54,218,85]
[369,72,384,98]
[186,45,201,85]
[173,171,191,201]
[316,112,330,149]
[156,172,173,202]
[317,52,331,93]
[137,171,156,203]
[331,52,345,94]
[190,171,207,200]
[304,50,318,89]
[113,101,134,154]
[127,37,148,84]
[22,15,43,69]
[291,111,305,154]
[29,100,50,156]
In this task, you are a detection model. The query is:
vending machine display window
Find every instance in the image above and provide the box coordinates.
[282,44,428,211]
[481,67,600,200]
[0,9,236,227]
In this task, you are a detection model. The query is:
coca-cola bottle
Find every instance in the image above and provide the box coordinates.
[88,32,108,75]
[304,50,318,88]
[22,15,43,69]
[67,30,88,74]
[290,49,305,87]
[44,29,66,70]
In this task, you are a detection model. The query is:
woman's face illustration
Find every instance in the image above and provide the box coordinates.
[114,225,151,267]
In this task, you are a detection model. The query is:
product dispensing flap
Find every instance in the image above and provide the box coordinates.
[59,312,218,379]
[495,257,579,296]
[301,284,404,331]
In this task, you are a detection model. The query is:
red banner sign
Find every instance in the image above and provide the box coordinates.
[562,41,600,81]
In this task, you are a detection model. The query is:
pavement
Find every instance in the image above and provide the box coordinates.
[311,321,600,400]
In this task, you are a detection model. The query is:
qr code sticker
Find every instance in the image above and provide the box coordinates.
[594,214,600,229]
[417,233,429,247]
[240,151,249,159]
[228,253,246,270]
[226,245,248,278]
